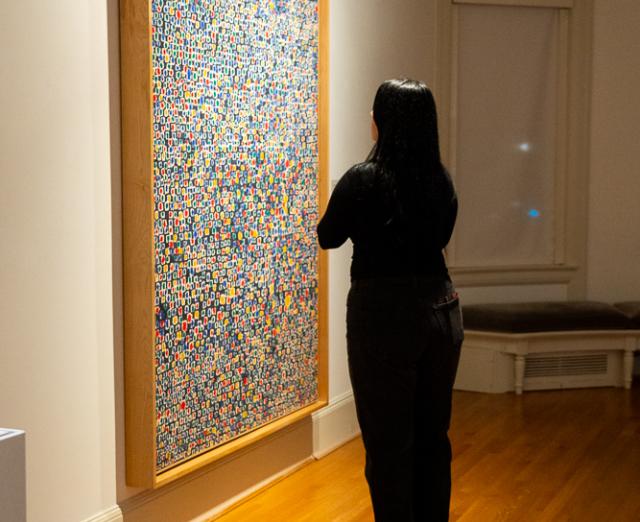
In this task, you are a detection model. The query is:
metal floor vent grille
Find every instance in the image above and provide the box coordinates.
[525,353,608,378]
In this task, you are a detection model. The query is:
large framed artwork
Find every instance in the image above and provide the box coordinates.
[120,0,329,488]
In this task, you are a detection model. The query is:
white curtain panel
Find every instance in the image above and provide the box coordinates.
[454,4,559,267]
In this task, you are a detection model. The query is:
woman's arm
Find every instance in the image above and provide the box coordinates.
[316,170,354,249]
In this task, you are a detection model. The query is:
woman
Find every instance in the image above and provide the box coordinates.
[317,79,463,521]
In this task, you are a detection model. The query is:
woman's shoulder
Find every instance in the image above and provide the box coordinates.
[342,161,380,186]
[345,161,378,176]
[330,162,380,203]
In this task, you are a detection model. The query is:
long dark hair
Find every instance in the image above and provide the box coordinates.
[367,79,446,221]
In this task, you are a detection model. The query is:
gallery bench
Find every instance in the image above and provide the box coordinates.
[454,301,640,395]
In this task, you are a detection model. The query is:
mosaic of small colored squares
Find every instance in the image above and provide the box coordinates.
[151,0,320,471]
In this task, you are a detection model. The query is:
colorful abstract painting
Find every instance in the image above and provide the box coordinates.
[151,0,320,471]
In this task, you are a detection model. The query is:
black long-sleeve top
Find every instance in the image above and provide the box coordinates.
[317,162,458,281]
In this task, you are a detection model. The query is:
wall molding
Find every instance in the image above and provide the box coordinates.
[81,505,123,522]
[451,264,578,287]
[312,391,360,459]
[453,0,573,7]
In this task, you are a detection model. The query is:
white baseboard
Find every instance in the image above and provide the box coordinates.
[311,391,360,459]
[81,505,123,522]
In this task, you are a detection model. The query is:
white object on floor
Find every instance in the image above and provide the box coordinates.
[0,428,26,522]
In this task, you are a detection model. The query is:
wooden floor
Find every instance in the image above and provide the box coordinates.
[216,387,640,521]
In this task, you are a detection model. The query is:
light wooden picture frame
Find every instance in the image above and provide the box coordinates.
[120,0,329,489]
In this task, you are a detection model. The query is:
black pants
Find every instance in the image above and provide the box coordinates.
[346,276,463,522]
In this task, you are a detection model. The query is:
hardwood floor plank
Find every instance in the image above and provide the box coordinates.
[215,387,640,521]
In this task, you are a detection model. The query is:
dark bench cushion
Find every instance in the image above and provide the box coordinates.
[463,301,632,333]
[614,302,640,328]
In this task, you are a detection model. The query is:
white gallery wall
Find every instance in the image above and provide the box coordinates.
[328,0,436,400]
[0,1,639,521]
[0,1,118,521]
[587,0,640,301]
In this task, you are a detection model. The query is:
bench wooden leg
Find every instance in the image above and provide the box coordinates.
[515,355,526,395]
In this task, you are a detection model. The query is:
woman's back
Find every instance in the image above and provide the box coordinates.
[317,160,458,281]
